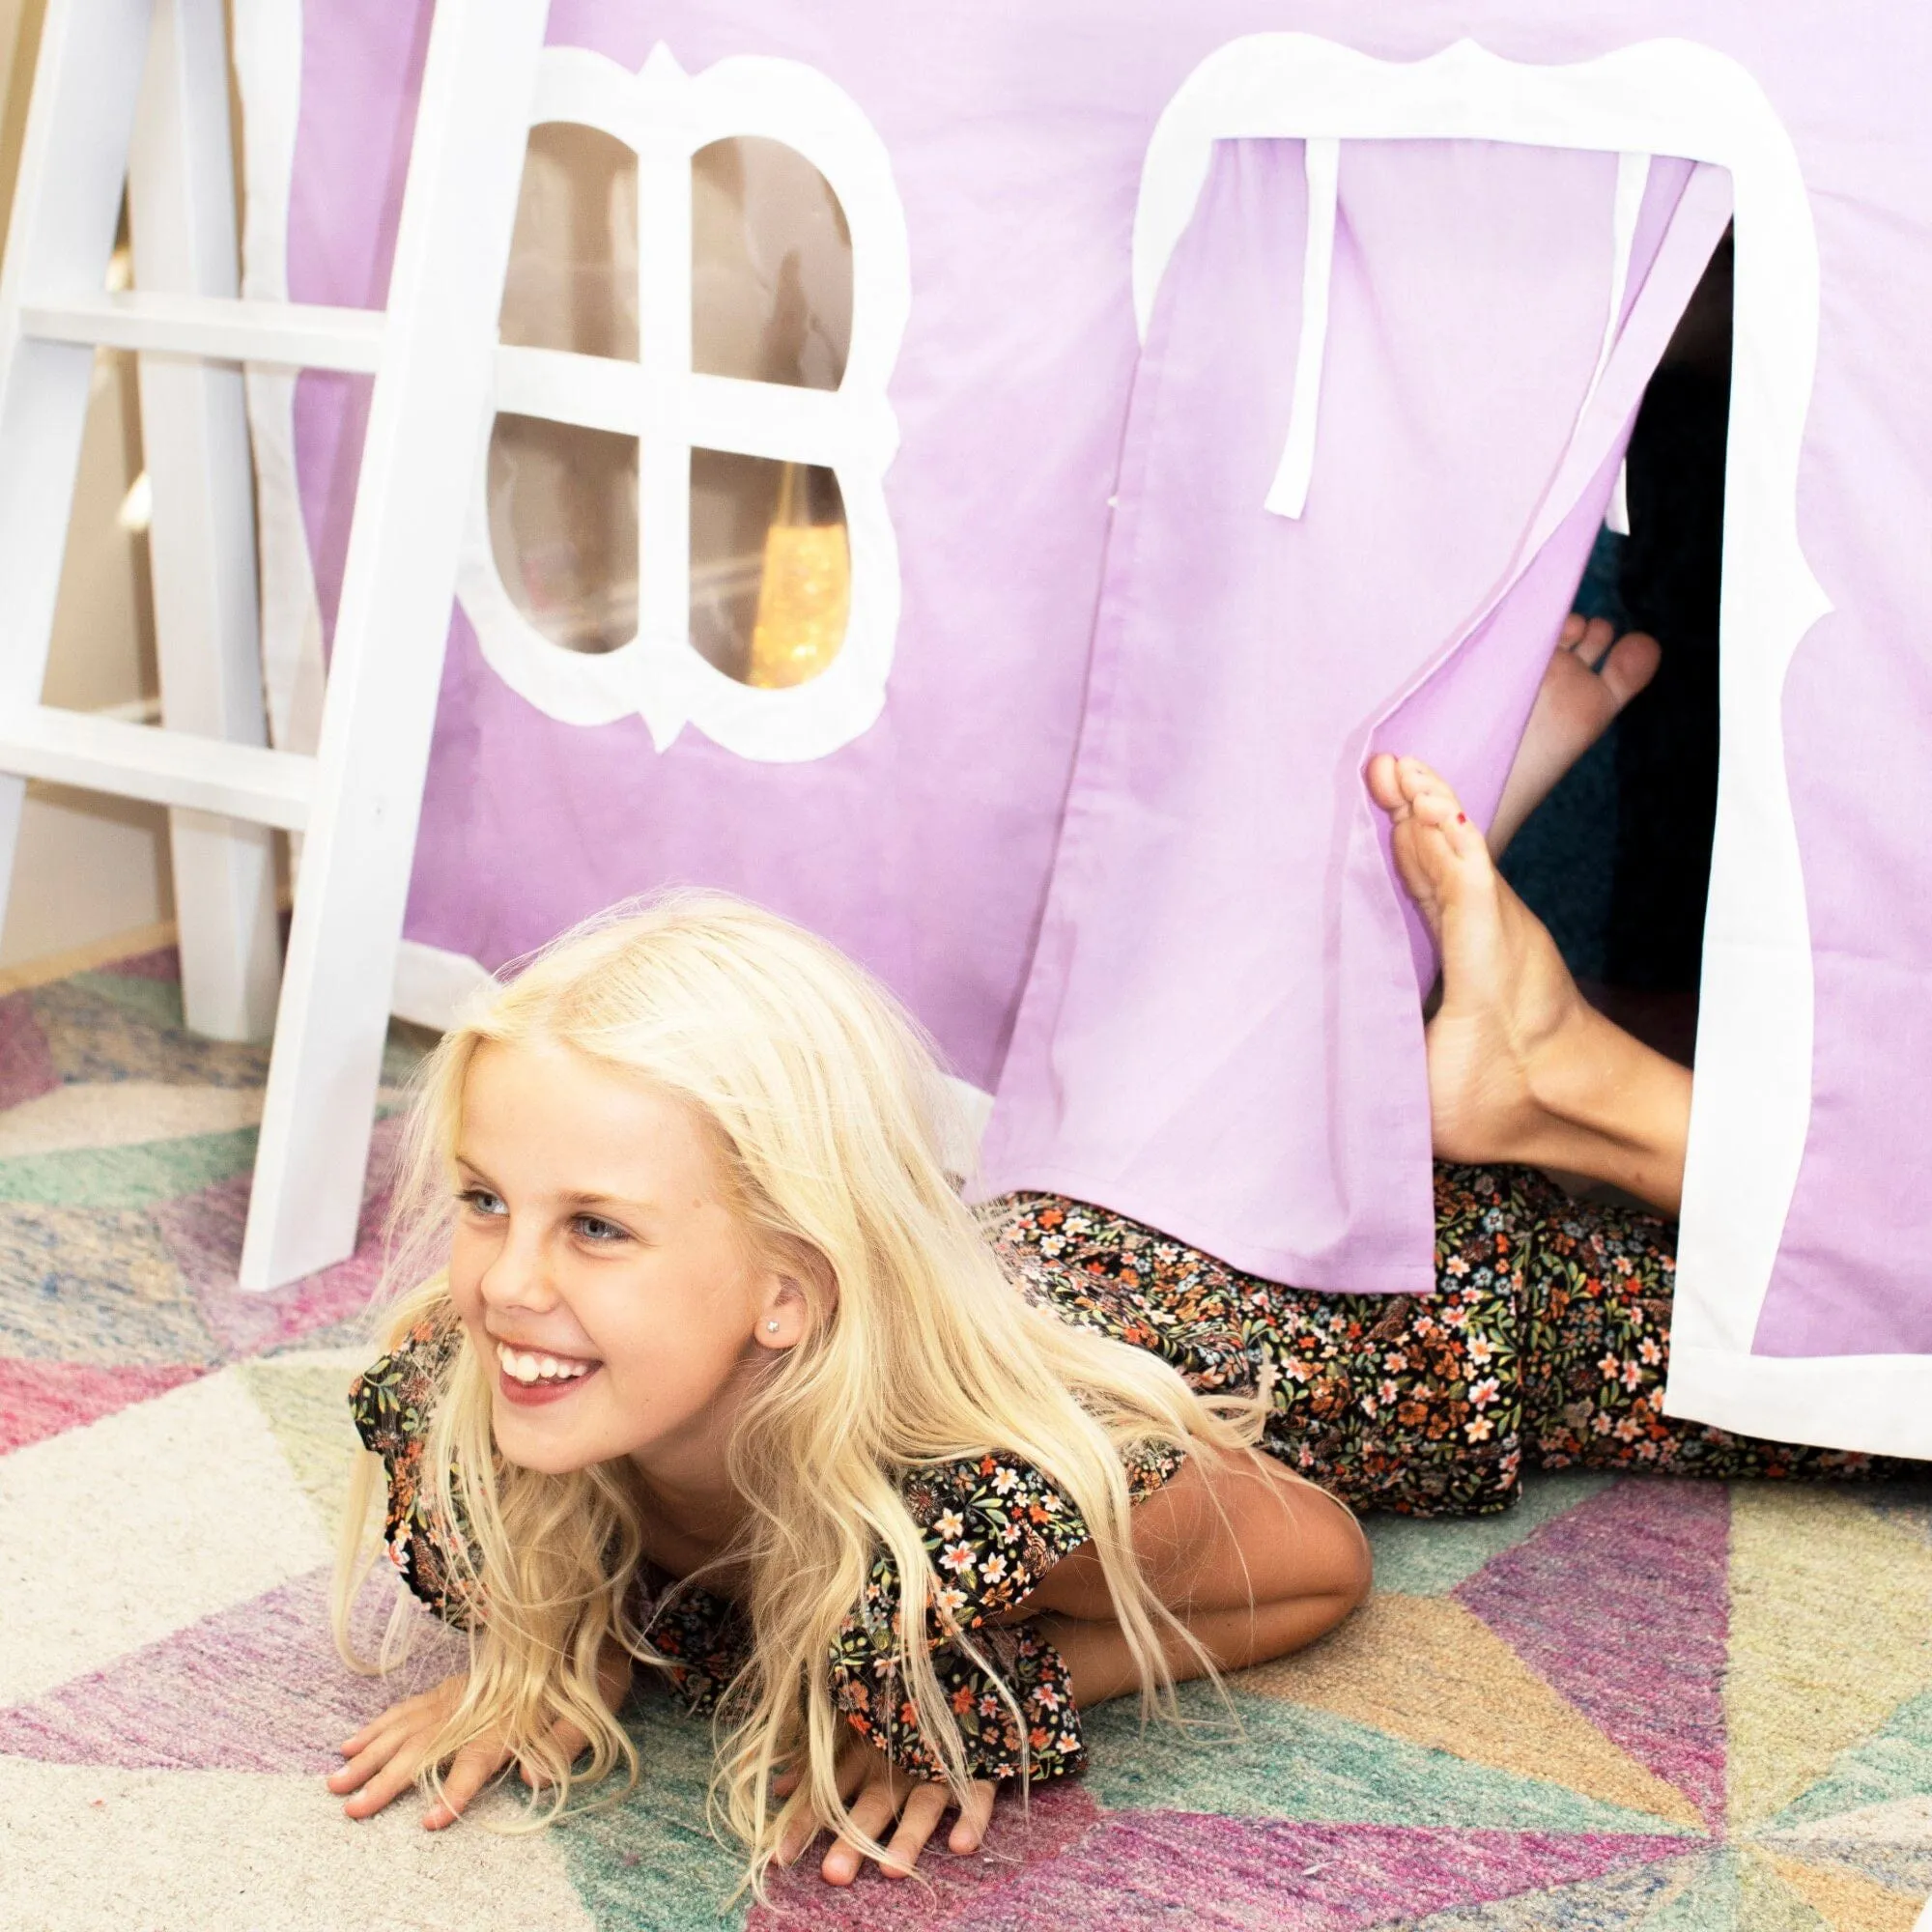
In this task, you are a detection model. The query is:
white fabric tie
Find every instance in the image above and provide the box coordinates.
[1264,136,1340,520]
[1595,153,1650,537]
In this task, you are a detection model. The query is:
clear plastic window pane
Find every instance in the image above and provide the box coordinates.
[691,452,848,686]
[487,414,639,655]
[499,123,639,359]
[486,128,856,682]
[693,138,852,388]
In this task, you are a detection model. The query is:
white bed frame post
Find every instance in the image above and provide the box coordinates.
[128,0,282,1042]
[237,0,552,1288]
[0,0,553,1289]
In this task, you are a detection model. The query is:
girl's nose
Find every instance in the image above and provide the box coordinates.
[476,1231,560,1313]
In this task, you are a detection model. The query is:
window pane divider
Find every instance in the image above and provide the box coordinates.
[491,346,870,472]
[458,43,910,760]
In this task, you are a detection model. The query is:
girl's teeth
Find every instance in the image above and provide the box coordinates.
[497,1342,592,1384]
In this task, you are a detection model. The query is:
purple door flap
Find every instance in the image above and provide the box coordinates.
[979,139,1728,1294]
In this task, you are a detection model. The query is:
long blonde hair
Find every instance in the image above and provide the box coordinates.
[334,892,1259,1890]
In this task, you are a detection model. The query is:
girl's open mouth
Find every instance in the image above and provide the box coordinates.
[494,1340,603,1406]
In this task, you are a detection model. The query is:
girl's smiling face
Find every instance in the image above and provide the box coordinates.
[446,1037,790,1485]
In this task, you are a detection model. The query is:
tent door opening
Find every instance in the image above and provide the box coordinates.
[1506,226,1734,1077]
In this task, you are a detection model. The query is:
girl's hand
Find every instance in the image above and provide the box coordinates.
[327,1674,514,1829]
[775,1734,997,1885]
[327,1645,632,1830]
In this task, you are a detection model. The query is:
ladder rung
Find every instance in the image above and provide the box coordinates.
[20,292,385,373]
[0,706,314,829]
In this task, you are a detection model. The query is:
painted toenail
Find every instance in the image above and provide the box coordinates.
[1457,812,1467,823]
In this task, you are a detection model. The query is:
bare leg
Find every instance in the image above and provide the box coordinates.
[1369,752,1691,1216]
[1491,614,1660,855]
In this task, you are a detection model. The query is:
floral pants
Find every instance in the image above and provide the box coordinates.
[990,1164,1900,1517]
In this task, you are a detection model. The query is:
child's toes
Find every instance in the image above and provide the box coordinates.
[1366,753,1407,813]
[1398,759,1458,817]
[1599,628,1661,708]
[1397,755,1449,800]
[1391,759,1488,859]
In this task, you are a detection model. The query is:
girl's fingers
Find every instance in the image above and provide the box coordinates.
[777,1751,989,1882]
[520,1716,593,1789]
[338,1674,465,1756]
[778,1808,820,1867]
[327,1755,375,1798]
[334,1674,471,1821]
[773,1741,859,1865]
[327,1742,381,1793]
[327,1718,425,1794]
[878,1783,950,1879]
[949,1781,996,1855]
[327,1753,376,1795]
[339,1702,409,1753]
[1559,611,1588,650]
[338,1690,438,1756]
[834,1742,874,1804]
[340,1750,430,1820]
[822,1781,903,1886]
[423,1738,510,1831]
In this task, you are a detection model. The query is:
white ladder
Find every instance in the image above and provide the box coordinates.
[0,0,551,1289]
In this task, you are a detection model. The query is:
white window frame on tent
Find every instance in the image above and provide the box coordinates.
[454,42,912,763]
[1132,34,1861,1448]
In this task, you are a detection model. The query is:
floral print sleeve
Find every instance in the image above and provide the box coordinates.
[349,1322,756,1708]
[828,1441,1182,1784]
[348,1318,478,1626]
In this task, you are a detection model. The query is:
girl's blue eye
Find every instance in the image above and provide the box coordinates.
[461,1187,507,1217]
[574,1215,628,1244]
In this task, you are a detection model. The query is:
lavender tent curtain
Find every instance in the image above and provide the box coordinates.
[244,4,1932,1450]
[979,139,1733,1293]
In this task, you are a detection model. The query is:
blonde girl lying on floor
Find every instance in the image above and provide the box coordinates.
[330,631,1886,1891]
[327,889,1370,1891]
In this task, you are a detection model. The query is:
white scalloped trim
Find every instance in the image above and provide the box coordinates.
[1133,35,1832,1427]
[457,43,910,763]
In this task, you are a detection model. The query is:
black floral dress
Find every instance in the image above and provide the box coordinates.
[349,1162,1892,1790]
[993,1163,1894,1520]
[350,1323,1177,1786]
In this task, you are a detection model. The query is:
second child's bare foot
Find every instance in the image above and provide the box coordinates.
[1367,753,1592,1168]
[1490,614,1660,854]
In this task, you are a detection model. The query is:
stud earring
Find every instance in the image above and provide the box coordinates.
[766,1320,781,1334]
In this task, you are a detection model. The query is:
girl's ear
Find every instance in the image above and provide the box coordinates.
[753,1251,835,1352]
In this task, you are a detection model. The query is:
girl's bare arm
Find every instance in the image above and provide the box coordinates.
[1008,1446,1372,1700]
[782,1449,1367,1884]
